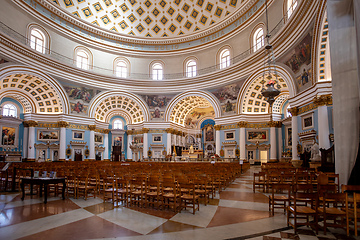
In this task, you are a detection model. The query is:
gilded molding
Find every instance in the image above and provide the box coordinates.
[288,107,299,116]
[126,130,134,135]
[103,129,111,134]
[214,125,222,131]
[88,125,96,131]
[313,95,332,107]
[58,121,69,128]
[237,121,248,128]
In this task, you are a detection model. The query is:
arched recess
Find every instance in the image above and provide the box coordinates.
[0,65,70,114]
[164,91,221,126]
[237,65,296,114]
[88,91,150,124]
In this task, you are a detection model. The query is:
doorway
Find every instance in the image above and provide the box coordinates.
[74,149,82,161]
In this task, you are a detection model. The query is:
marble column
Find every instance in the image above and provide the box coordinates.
[58,121,68,161]
[182,133,185,147]
[197,134,202,150]
[277,125,283,160]
[143,128,149,159]
[127,132,133,160]
[104,129,110,160]
[22,122,29,159]
[166,128,172,154]
[215,125,221,155]
[27,121,38,161]
[238,121,247,161]
[289,107,299,160]
[88,125,96,161]
[314,96,331,150]
[328,0,360,185]
[269,121,280,162]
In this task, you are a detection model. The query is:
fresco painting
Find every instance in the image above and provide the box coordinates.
[209,81,244,114]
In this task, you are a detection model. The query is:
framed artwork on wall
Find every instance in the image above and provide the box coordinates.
[72,130,84,140]
[285,126,292,147]
[225,131,235,140]
[153,135,162,143]
[204,124,214,142]
[301,113,314,130]
[38,129,59,141]
[95,133,103,144]
[1,126,16,145]
[247,129,268,142]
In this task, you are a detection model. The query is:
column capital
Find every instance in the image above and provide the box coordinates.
[165,128,173,134]
[142,128,150,134]
[288,107,299,116]
[237,121,248,128]
[88,125,96,131]
[267,121,282,128]
[126,130,134,135]
[313,94,332,107]
[58,121,69,128]
[103,129,111,134]
[214,125,222,131]
[24,120,38,127]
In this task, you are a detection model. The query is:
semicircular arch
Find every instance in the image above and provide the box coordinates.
[236,65,296,114]
[0,65,70,114]
[88,90,150,124]
[164,91,221,125]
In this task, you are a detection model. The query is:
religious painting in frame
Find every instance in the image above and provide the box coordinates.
[204,124,214,142]
[1,126,16,145]
[225,130,235,141]
[113,136,123,149]
[37,130,59,141]
[153,135,162,143]
[247,129,268,142]
[95,133,103,144]
[72,130,84,140]
[285,126,292,147]
[301,113,314,130]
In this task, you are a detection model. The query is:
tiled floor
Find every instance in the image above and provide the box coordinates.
[0,167,358,240]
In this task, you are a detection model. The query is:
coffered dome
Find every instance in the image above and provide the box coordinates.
[54,0,246,38]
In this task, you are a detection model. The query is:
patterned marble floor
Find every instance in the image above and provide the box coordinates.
[0,167,358,240]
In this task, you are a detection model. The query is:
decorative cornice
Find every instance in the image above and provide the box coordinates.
[126,130,134,135]
[214,125,222,131]
[288,107,299,116]
[237,121,248,128]
[88,125,96,131]
[103,129,111,134]
[58,121,68,128]
[313,94,332,107]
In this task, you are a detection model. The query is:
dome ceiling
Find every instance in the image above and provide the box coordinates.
[54,0,246,38]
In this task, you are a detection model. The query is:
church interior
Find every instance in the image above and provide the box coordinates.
[0,0,360,239]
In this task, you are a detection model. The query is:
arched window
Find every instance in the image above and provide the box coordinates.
[287,0,298,19]
[186,60,197,77]
[3,104,17,117]
[113,119,123,129]
[253,28,264,52]
[76,50,90,70]
[152,63,163,80]
[220,49,230,69]
[115,60,128,78]
[30,28,46,53]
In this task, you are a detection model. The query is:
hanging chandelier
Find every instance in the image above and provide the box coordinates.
[260,0,281,110]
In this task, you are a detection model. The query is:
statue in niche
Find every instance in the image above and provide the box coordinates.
[310,142,321,161]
